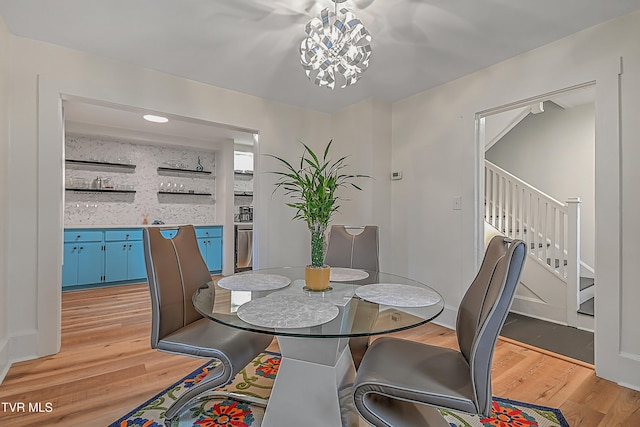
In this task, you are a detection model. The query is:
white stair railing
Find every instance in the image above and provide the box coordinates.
[484,161,580,281]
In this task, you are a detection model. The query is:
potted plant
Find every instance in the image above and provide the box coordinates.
[268,139,368,291]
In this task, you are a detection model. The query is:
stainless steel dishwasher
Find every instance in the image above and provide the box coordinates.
[235,223,253,272]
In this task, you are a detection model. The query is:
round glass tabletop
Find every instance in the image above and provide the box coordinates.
[192,266,445,338]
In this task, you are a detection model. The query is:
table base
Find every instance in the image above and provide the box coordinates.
[262,336,359,427]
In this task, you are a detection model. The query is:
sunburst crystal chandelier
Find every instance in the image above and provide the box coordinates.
[299,0,372,89]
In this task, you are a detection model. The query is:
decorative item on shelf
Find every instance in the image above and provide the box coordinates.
[92,176,102,189]
[163,159,184,169]
[102,177,114,189]
[142,213,149,225]
[268,139,369,291]
[300,0,372,89]
[196,156,204,172]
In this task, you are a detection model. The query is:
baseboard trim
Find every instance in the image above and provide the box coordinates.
[0,331,41,384]
[431,305,457,330]
[0,338,10,384]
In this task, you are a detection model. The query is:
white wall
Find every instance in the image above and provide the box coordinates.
[330,99,393,270]
[4,34,386,370]
[391,11,640,389]
[486,102,595,269]
[0,16,10,380]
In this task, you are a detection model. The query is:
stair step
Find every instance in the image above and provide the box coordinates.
[578,297,594,317]
[580,277,595,291]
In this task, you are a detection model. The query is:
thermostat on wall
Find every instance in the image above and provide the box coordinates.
[391,171,403,180]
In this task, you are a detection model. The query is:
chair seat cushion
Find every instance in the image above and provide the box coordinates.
[354,337,477,416]
[158,318,273,374]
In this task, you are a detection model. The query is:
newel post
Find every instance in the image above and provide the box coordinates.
[566,197,581,327]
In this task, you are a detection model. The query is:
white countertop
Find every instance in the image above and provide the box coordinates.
[65,223,224,229]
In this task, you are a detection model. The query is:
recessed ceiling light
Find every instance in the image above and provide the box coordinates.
[143,114,169,123]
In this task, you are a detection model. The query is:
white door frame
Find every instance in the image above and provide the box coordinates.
[475,82,594,328]
[34,75,258,359]
[474,80,607,372]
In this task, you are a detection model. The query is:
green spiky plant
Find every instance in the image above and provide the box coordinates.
[267,140,369,267]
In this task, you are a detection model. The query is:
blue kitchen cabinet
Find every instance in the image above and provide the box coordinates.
[127,241,147,279]
[76,242,105,285]
[105,241,129,282]
[62,226,219,289]
[196,226,223,273]
[104,229,147,282]
[62,243,79,286]
[62,230,104,288]
[63,228,146,290]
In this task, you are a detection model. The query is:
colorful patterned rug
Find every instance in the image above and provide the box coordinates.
[109,352,570,427]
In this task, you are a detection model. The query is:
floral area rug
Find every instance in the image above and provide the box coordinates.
[109,352,569,427]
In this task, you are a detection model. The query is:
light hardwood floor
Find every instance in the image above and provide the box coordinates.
[0,283,639,426]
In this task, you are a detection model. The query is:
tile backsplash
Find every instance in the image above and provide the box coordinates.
[65,134,217,226]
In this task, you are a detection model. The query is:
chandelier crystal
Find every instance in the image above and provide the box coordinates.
[299,0,372,89]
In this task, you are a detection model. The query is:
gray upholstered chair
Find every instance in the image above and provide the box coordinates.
[325,225,380,271]
[143,225,273,425]
[352,236,526,426]
[325,225,380,368]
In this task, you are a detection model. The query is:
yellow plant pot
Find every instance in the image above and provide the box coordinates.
[304,265,331,291]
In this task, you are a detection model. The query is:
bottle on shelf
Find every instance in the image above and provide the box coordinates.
[92,176,102,189]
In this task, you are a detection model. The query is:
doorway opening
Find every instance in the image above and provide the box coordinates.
[476,83,596,362]
[59,96,259,353]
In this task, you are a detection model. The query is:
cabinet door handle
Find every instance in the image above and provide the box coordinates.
[128,244,132,249]
[126,234,129,239]
[76,235,81,239]
[79,246,84,250]
[73,246,77,251]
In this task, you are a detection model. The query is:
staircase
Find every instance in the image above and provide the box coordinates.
[579,276,595,316]
[485,160,589,327]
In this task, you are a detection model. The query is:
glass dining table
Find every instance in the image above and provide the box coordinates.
[192,266,445,427]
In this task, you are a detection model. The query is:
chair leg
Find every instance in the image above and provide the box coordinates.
[163,367,270,425]
[164,365,228,422]
[417,406,451,427]
[358,394,451,427]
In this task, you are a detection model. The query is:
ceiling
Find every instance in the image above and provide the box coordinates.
[2,0,640,116]
[63,98,257,148]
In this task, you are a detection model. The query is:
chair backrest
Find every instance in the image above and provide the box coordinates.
[455,236,526,416]
[324,225,379,271]
[143,225,212,347]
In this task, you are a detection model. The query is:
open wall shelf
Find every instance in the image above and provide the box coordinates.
[66,159,136,170]
[66,188,136,194]
[158,191,212,196]
[158,167,212,175]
